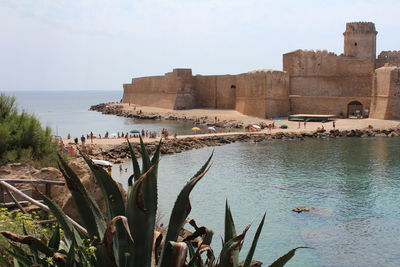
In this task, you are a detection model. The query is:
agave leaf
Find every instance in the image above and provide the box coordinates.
[268,246,311,267]
[1,231,53,257]
[40,192,84,246]
[7,247,31,267]
[139,135,152,171]
[219,224,251,267]
[243,213,266,267]
[187,244,215,267]
[127,138,141,184]
[65,242,75,267]
[164,152,213,244]
[81,153,126,219]
[0,255,11,267]
[101,215,134,265]
[183,226,214,247]
[159,241,188,267]
[58,156,105,239]
[224,201,238,264]
[126,164,158,267]
[153,230,163,266]
[224,201,237,244]
[48,224,61,250]
[81,153,130,266]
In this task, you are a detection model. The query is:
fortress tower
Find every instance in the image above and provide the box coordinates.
[343,22,377,62]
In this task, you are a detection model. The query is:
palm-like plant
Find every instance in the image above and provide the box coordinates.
[1,138,306,266]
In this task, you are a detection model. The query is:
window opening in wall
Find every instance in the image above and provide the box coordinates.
[230,85,236,89]
[354,42,358,46]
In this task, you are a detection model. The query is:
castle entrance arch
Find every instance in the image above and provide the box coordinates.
[347,101,363,118]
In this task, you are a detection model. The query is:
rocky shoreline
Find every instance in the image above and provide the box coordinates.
[95,127,400,162]
[90,103,245,128]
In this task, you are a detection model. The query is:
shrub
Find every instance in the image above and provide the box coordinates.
[0,94,57,166]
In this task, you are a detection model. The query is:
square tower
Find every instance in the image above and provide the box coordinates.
[343,22,377,62]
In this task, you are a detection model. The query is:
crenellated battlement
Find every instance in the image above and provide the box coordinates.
[378,51,400,59]
[345,22,377,34]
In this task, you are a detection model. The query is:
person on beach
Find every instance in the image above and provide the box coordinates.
[333,121,336,129]
[90,131,93,143]
[80,135,86,146]
[119,164,123,172]
[67,133,71,139]
[298,122,301,129]
[74,137,78,145]
[304,121,307,128]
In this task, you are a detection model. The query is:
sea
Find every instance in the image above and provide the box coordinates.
[3,90,400,267]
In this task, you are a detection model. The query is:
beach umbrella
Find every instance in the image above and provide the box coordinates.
[192,127,201,131]
[252,125,261,129]
[130,130,140,134]
[208,126,216,131]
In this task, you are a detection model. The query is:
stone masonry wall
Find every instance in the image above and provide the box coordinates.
[283,49,374,115]
[375,51,400,68]
[370,66,400,119]
[193,75,236,109]
[235,70,289,118]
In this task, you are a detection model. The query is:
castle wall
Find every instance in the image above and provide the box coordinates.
[235,70,289,118]
[375,51,400,68]
[283,50,374,115]
[370,66,400,119]
[122,69,196,109]
[193,75,236,109]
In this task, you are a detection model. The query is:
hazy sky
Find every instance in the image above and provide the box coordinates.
[0,0,398,91]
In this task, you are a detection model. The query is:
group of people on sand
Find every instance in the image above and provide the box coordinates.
[67,128,177,144]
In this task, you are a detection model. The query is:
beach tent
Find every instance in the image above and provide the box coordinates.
[252,125,261,129]
[208,126,216,131]
[191,127,201,131]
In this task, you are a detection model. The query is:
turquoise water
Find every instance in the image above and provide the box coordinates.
[113,137,400,267]
[4,90,400,266]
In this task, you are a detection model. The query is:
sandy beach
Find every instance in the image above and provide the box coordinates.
[64,103,400,146]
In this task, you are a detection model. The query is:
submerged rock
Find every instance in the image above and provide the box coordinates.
[292,206,314,213]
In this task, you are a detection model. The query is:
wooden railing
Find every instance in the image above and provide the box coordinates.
[0,180,87,234]
[0,179,65,204]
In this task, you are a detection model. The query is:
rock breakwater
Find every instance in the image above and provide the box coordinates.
[95,128,400,161]
[90,103,244,128]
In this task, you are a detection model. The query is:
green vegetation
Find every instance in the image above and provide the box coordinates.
[0,209,56,263]
[0,93,57,166]
[0,139,305,266]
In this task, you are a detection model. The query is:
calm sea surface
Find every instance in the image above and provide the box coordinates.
[4,90,400,266]
[2,90,195,138]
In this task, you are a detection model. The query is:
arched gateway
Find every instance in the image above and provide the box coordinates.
[347,101,363,118]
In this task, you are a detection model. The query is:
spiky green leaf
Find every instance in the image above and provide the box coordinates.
[243,213,266,267]
[127,138,141,184]
[58,155,105,239]
[219,224,250,267]
[164,152,213,244]
[159,241,188,267]
[268,247,310,267]
[48,224,61,251]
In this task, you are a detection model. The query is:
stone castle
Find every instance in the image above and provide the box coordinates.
[122,22,400,120]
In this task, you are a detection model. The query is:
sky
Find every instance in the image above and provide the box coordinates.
[0,0,399,91]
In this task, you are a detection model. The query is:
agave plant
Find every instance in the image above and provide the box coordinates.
[1,138,306,266]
